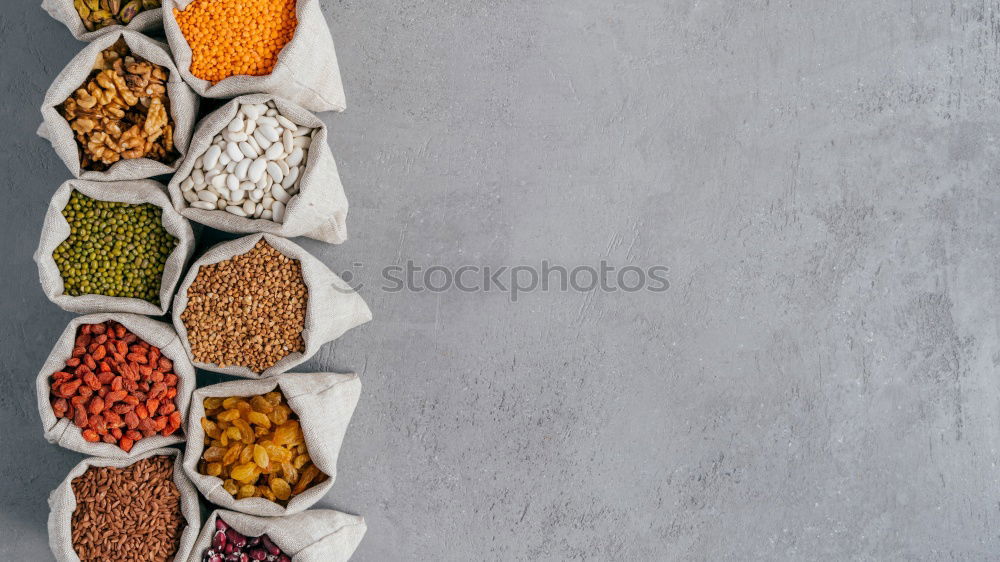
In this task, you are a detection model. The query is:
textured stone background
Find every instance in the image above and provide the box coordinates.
[3,1,1000,560]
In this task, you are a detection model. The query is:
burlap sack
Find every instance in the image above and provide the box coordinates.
[48,448,201,562]
[183,373,361,516]
[188,509,366,562]
[34,178,195,316]
[39,30,199,181]
[36,313,196,458]
[42,0,163,42]
[166,94,348,244]
[172,233,371,378]
[162,0,346,112]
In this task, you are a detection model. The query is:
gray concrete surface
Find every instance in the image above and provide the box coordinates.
[2,1,1000,560]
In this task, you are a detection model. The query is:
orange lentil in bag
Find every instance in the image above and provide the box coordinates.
[174,0,298,83]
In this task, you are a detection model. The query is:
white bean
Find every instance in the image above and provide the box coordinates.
[253,129,272,150]
[244,118,256,136]
[262,209,273,220]
[211,174,227,189]
[191,200,216,210]
[282,129,294,153]
[250,188,264,202]
[233,158,249,181]
[271,201,285,222]
[265,142,284,161]
[183,190,199,203]
[271,183,290,203]
[239,141,258,159]
[243,200,257,215]
[276,115,297,131]
[258,125,280,143]
[181,177,195,191]
[226,174,240,192]
[198,190,219,203]
[229,189,245,203]
[286,147,304,168]
[228,117,244,132]
[219,152,231,167]
[248,158,267,183]
[192,168,205,185]
[266,161,284,182]
[281,166,299,188]
[277,159,289,176]
[226,205,248,216]
[203,145,221,169]
[223,129,247,143]
[243,105,262,120]
[225,142,244,162]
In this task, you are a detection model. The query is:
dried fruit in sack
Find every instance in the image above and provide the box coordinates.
[54,190,178,304]
[50,320,182,452]
[174,0,297,83]
[75,0,162,32]
[180,239,306,373]
[59,38,177,171]
[203,518,291,562]
[197,390,326,505]
[70,455,184,562]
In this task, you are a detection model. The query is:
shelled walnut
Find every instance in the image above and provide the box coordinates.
[59,38,177,171]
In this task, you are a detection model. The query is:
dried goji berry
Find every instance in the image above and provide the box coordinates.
[82,373,98,390]
[101,433,116,444]
[103,410,122,427]
[74,406,88,428]
[88,396,105,415]
[81,429,99,442]
[52,398,68,417]
[90,415,107,434]
[124,411,140,429]
[61,379,82,396]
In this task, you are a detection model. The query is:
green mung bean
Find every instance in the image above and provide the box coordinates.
[54,191,178,304]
